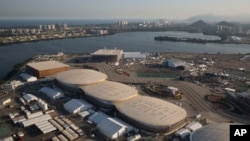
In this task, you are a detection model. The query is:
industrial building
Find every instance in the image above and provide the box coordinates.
[63,99,93,114]
[19,73,37,82]
[190,123,237,141]
[39,87,64,100]
[88,111,133,140]
[91,49,123,63]
[54,69,107,92]
[81,81,139,108]
[23,93,38,103]
[115,96,187,133]
[97,117,133,140]
[88,111,110,125]
[26,61,70,78]
[123,52,147,59]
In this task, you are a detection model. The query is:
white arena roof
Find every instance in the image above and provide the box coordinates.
[27,61,69,71]
[190,123,239,141]
[115,96,187,128]
[81,81,139,103]
[93,49,123,55]
[54,69,107,86]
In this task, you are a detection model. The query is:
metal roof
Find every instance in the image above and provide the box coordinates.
[27,61,69,71]
[54,69,107,86]
[97,117,132,139]
[115,96,187,127]
[88,111,109,125]
[92,49,123,55]
[63,99,93,114]
[81,81,139,103]
[23,94,38,102]
[39,87,64,99]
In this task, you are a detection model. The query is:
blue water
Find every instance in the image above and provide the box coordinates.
[0,31,250,79]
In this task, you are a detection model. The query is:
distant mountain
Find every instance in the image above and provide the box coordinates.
[186,14,250,23]
[188,20,213,32]
[189,20,209,28]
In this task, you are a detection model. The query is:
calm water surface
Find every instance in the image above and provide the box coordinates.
[0,31,250,78]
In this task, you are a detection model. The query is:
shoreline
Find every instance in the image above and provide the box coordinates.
[1,30,250,47]
[154,36,250,45]
[0,32,115,47]
[1,52,249,84]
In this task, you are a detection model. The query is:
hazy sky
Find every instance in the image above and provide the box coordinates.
[1,0,250,19]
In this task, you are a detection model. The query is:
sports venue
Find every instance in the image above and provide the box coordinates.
[26,61,70,78]
[54,69,107,92]
[91,49,123,63]
[53,68,187,133]
[190,123,239,141]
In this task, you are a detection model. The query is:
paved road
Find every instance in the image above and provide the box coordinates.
[77,63,247,123]
[95,63,212,113]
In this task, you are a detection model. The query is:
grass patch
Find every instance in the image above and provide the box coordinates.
[0,125,12,138]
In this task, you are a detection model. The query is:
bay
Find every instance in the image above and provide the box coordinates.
[0,31,250,79]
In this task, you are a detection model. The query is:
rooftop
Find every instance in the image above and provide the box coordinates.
[81,81,139,103]
[115,95,187,127]
[27,61,69,71]
[54,69,107,86]
[92,49,123,55]
[190,123,240,141]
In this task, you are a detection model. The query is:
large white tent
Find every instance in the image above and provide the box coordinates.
[97,117,133,140]
[20,73,37,82]
[39,87,64,100]
[63,99,93,114]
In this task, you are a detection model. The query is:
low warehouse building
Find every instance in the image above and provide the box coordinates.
[97,117,133,140]
[91,49,123,63]
[39,87,64,100]
[88,111,109,125]
[26,61,70,78]
[115,96,187,133]
[81,81,139,108]
[54,69,107,92]
[64,99,93,114]
[123,52,147,59]
[19,73,37,82]
[23,94,38,103]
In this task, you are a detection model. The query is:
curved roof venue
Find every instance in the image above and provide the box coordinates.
[81,81,139,107]
[190,123,235,141]
[115,96,187,133]
[54,69,107,92]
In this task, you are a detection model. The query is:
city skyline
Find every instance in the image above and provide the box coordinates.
[1,0,250,20]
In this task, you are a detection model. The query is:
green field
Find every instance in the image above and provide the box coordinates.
[0,126,12,138]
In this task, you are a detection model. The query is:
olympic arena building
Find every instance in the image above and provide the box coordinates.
[53,68,187,133]
[190,123,240,141]
[54,69,107,92]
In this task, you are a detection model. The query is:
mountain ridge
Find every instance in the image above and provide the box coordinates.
[186,14,250,23]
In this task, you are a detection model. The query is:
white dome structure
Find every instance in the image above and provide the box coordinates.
[54,69,107,92]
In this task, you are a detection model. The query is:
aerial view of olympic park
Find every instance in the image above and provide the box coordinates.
[1,1,250,141]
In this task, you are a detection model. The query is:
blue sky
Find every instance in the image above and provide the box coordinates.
[1,0,250,19]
